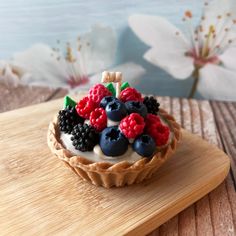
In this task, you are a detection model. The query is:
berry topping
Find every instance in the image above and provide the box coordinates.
[58,106,84,134]
[76,96,97,119]
[145,114,161,126]
[119,113,145,139]
[143,96,160,115]
[125,101,147,118]
[89,108,107,132]
[100,96,118,109]
[105,100,127,121]
[120,87,143,103]
[88,84,112,106]
[71,123,98,152]
[99,126,129,156]
[133,134,156,157]
[146,122,170,147]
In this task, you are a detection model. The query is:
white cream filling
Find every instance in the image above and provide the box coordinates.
[60,132,142,163]
[60,115,173,164]
[107,119,119,127]
[84,118,119,127]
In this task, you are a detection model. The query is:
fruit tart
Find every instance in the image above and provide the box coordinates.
[48,71,181,188]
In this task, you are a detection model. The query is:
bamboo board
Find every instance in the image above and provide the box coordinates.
[0,99,230,236]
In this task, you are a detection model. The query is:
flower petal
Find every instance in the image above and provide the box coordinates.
[203,0,236,19]
[219,47,236,72]
[0,60,29,87]
[129,14,190,50]
[12,43,68,88]
[198,63,236,101]
[12,25,116,89]
[129,14,194,79]
[70,62,146,92]
[144,48,194,79]
[78,24,116,75]
[201,0,236,45]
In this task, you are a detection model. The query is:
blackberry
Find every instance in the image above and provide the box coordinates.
[71,124,98,152]
[58,106,84,134]
[143,96,160,115]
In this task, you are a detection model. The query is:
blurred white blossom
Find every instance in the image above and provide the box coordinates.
[129,0,236,100]
[11,25,145,91]
[0,61,30,87]
[12,25,117,90]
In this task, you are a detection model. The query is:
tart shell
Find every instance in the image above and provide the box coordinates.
[47,109,182,188]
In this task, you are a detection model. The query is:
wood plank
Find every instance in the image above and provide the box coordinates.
[148,229,159,236]
[0,85,235,235]
[49,88,68,100]
[158,97,181,236]
[158,96,171,114]
[214,102,236,182]
[195,196,213,236]
[0,84,67,113]
[159,218,178,236]
[211,101,236,183]
[198,100,217,145]
[178,99,196,236]
[211,101,236,231]
[189,99,214,236]
[189,99,203,137]
[156,97,179,236]
[171,98,181,125]
[225,175,236,231]
[0,99,230,235]
[199,101,235,236]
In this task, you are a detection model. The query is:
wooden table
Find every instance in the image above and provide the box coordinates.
[0,84,235,236]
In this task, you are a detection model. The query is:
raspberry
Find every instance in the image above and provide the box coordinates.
[120,87,143,103]
[89,84,112,106]
[90,108,107,132]
[146,122,170,146]
[76,96,97,119]
[119,113,145,139]
[145,114,161,127]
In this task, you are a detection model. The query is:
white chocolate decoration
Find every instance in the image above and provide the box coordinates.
[102,71,123,98]
[102,71,122,83]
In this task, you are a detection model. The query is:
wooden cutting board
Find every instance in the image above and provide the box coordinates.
[0,98,230,236]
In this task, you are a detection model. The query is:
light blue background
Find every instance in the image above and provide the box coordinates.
[0,0,204,97]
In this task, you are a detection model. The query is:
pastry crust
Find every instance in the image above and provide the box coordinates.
[47,108,182,188]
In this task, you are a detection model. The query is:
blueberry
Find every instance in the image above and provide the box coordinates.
[133,134,156,157]
[99,126,129,156]
[100,96,118,109]
[105,100,127,121]
[125,101,147,117]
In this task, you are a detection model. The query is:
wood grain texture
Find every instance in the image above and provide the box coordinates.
[0,84,67,113]
[211,101,236,234]
[149,98,236,236]
[178,99,196,236]
[0,98,230,236]
[190,99,213,236]
[0,85,235,235]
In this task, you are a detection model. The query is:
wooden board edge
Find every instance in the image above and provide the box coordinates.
[124,159,230,236]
